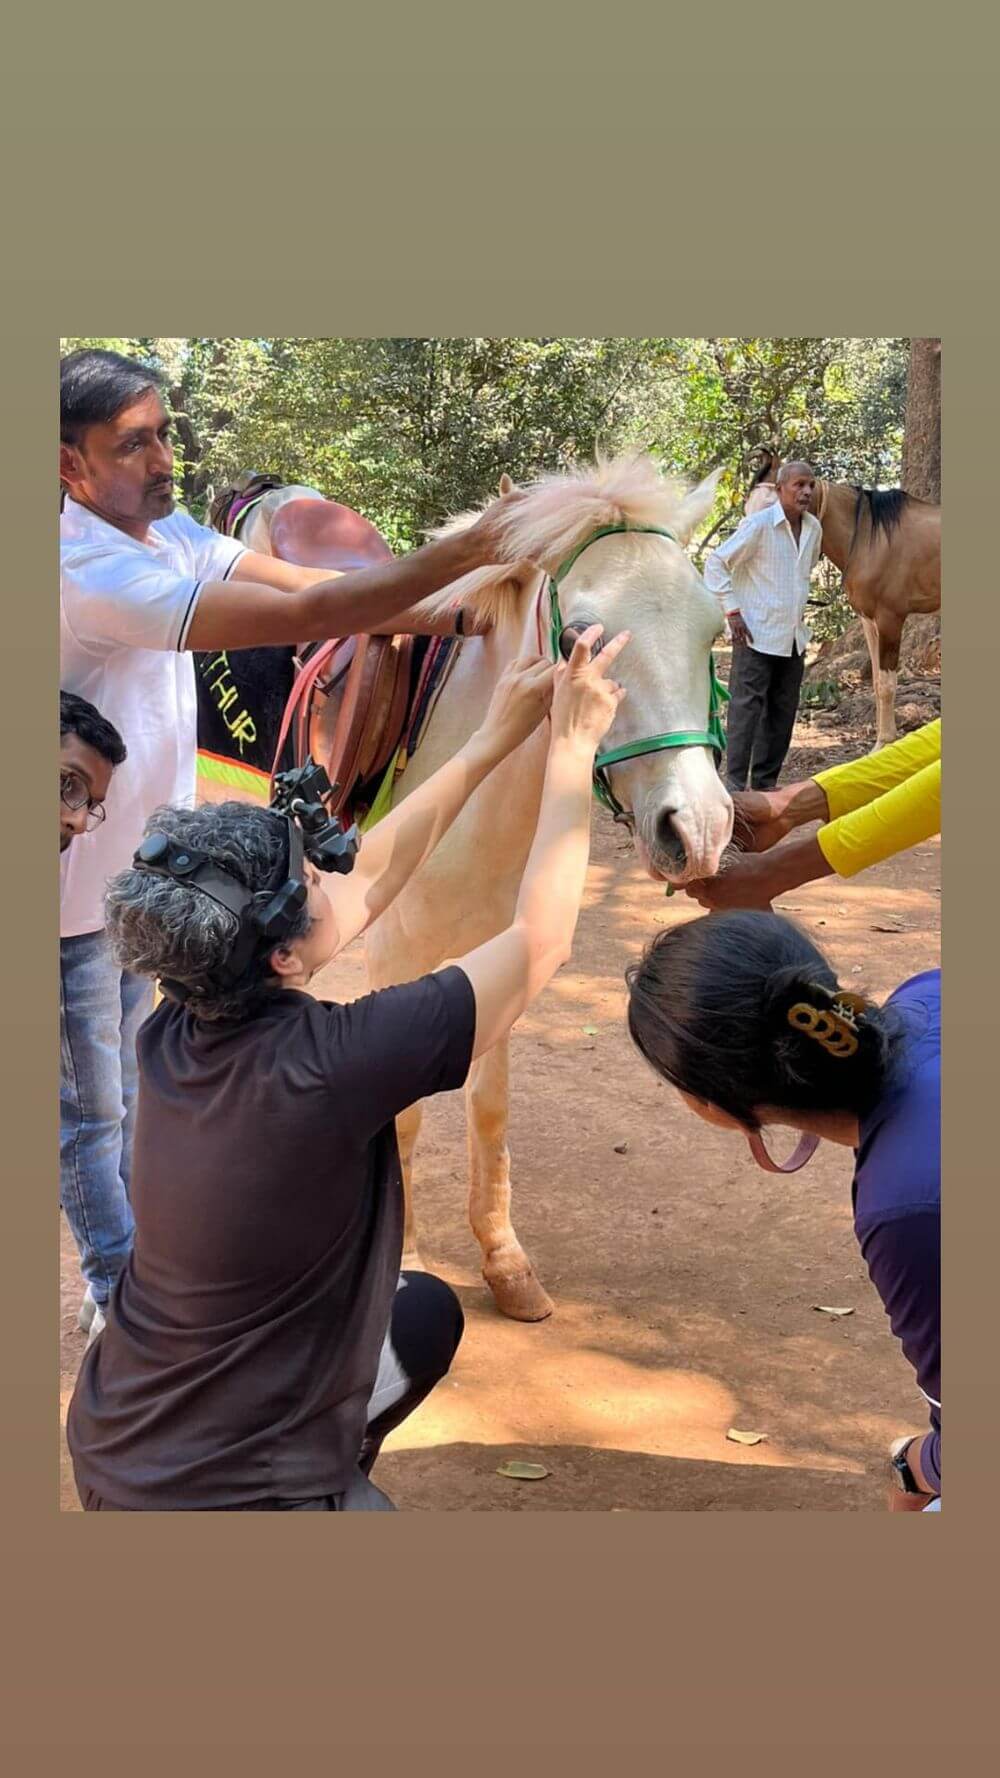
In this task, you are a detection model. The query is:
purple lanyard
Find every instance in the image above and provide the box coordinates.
[746,1131,820,1174]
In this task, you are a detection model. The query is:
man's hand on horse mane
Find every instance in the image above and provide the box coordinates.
[463,486,534,563]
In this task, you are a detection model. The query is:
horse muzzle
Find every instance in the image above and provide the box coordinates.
[633,785,734,886]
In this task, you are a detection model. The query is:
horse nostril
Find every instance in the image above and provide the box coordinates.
[654,807,687,867]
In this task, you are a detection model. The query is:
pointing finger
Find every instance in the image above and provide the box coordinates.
[591,629,632,674]
[568,624,605,671]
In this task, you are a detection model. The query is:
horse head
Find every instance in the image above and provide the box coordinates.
[749,443,781,487]
[433,457,735,883]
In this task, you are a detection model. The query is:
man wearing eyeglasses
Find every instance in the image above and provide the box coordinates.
[60,690,126,852]
[60,692,131,1343]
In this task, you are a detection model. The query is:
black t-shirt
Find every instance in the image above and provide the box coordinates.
[66,968,476,1510]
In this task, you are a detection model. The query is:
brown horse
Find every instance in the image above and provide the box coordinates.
[753,448,941,748]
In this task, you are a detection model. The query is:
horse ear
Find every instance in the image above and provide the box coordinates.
[673,467,723,545]
[498,472,515,495]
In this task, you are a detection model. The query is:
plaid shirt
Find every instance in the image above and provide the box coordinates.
[704,500,822,656]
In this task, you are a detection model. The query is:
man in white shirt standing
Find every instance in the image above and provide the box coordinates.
[60,347,518,1339]
[704,460,822,792]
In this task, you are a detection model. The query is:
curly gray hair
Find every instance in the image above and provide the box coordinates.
[104,800,311,1022]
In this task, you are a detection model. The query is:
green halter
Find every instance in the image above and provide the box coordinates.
[546,525,730,819]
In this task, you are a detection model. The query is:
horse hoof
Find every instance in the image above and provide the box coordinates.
[484,1265,554,1322]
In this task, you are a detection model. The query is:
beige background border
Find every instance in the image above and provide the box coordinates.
[0,45,994,1762]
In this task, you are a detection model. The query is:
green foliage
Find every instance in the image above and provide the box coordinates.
[59,336,907,552]
[800,679,841,713]
[806,560,857,647]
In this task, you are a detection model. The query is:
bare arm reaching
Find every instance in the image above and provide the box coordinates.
[232,551,490,638]
[321,656,557,953]
[184,496,524,651]
[455,626,631,1061]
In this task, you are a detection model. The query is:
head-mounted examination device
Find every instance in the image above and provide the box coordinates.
[132,759,359,1003]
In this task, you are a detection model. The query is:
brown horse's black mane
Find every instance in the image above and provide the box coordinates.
[848,485,915,558]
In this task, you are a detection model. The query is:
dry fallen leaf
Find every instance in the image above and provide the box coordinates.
[871,923,910,933]
[851,966,863,974]
[614,1140,629,1154]
[813,1305,855,1318]
[726,1428,767,1446]
[582,1025,599,1036]
[497,1461,550,1481]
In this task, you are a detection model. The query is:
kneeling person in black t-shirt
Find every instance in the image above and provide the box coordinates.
[67,625,631,1510]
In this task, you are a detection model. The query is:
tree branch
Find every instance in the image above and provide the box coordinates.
[692,513,731,567]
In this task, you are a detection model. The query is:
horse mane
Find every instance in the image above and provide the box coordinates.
[848,485,915,557]
[427,456,700,627]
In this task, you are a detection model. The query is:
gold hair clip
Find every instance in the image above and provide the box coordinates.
[787,990,867,1060]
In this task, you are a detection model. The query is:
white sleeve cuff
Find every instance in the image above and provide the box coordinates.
[222,548,248,581]
[176,581,202,651]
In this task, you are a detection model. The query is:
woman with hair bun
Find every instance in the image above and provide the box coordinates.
[626,910,940,1512]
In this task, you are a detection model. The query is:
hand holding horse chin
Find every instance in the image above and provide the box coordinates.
[683,854,776,911]
[730,790,792,855]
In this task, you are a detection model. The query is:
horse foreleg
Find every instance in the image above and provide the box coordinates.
[860,616,882,750]
[466,1039,553,1323]
[396,1099,425,1270]
[872,617,903,752]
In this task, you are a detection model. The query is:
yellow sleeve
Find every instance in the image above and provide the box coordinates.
[814,719,941,820]
[816,760,940,877]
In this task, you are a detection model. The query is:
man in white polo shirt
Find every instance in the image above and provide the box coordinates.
[704,460,822,792]
[60,347,515,1338]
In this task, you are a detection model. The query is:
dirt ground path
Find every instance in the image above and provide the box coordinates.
[60,711,940,1512]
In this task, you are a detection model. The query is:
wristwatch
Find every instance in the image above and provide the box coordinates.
[889,1434,922,1494]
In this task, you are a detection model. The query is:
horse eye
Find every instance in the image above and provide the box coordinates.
[559,622,603,662]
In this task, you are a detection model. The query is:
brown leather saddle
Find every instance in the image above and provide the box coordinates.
[268,497,422,821]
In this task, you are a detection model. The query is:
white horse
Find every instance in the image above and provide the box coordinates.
[218,458,734,1320]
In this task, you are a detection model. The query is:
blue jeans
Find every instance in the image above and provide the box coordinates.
[60,931,154,1308]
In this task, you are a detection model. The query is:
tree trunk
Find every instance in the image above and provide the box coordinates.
[901,338,941,501]
[897,337,941,668]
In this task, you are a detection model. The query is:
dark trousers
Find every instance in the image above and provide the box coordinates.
[78,1270,464,1513]
[725,642,805,791]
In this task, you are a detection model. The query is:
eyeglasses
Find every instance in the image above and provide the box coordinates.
[60,770,106,831]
